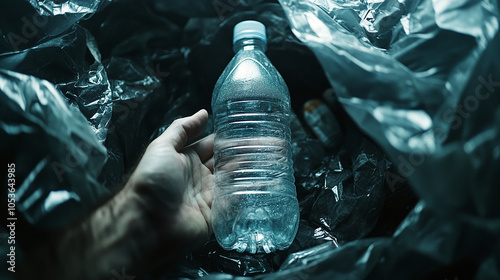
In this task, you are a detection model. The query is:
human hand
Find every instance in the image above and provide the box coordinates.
[18,110,215,279]
[125,109,214,264]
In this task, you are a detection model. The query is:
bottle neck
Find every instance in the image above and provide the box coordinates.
[233,38,267,53]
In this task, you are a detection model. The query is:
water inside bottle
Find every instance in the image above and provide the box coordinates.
[212,191,298,254]
[212,97,299,253]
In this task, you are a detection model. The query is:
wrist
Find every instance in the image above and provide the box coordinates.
[21,188,160,280]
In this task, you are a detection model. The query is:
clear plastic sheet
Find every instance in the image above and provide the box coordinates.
[0,0,109,52]
[294,126,389,246]
[0,69,108,231]
[1,0,499,279]
[0,25,113,142]
[27,0,107,17]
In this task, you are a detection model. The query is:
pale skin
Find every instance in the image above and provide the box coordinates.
[19,109,215,279]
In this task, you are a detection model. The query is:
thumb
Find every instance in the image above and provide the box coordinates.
[158,109,209,151]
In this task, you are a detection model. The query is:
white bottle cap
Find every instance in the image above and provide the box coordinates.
[233,20,267,44]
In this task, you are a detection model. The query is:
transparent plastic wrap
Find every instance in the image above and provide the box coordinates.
[279,0,500,215]
[26,0,108,17]
[0,25,114,143]
[0,69,108,231]
[0,0,109,52]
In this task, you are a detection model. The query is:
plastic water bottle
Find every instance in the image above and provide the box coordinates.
[211,20,299,254]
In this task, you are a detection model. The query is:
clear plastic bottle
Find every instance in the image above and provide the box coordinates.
[211,20,299,254]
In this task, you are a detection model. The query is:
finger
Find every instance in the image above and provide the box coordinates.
[184,134,214,163]
[158,109,208,151]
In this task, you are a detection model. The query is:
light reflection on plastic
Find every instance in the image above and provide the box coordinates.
[332,184,342,202]
[373,107,435,153]
[43,190,81,212]
[88,70,103,84]
[400,14,411,35]
[334,161,343,172]
[32,0,98,16]
[306,12,334,42]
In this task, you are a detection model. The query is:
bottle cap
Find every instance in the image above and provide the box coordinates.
[233,20,267,44]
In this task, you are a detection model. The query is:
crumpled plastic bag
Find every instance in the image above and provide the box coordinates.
[280,0,500,216]
[0,0,110,52]
[0,69,108,231]
[295,128,389,245]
